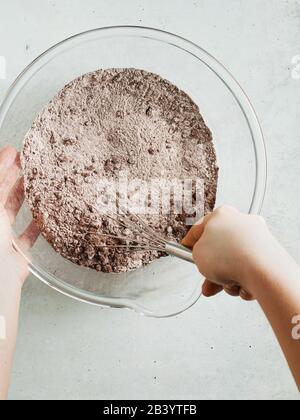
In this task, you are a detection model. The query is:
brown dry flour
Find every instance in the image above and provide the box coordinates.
[21,69,218,273]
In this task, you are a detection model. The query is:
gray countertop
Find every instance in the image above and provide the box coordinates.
[0,0,299,400]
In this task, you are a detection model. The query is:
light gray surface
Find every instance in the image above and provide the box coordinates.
[0,0,299,400]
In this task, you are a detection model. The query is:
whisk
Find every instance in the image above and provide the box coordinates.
[88,204,194,264]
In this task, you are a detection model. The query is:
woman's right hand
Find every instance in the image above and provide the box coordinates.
[182,206,289,300]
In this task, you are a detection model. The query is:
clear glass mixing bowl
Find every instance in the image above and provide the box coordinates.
[0,26,267,317]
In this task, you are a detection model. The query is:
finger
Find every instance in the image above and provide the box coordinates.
[0,153,21,205]
[202,279,223,297]
[182,213,211,248]
[0,146,18,183]
[240,289,255,301]
[5,176,25,224]
[224,285,241,297]
[17,220,40,251]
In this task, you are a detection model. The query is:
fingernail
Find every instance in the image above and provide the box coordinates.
[240,289,252,300]
[195,216,205,225]
[224,285,240,294]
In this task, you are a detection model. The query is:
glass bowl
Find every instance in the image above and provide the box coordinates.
[0,26,266,317]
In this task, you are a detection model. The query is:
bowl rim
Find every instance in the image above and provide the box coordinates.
[0,25,267,317]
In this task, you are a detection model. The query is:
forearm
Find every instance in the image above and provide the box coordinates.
[248,254,300,390]
[0,146,38,399]
[0,280,22,400]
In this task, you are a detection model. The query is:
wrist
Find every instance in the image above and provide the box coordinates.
[0,261,25,294]
[240,247,300,299]
[0,274,23,297]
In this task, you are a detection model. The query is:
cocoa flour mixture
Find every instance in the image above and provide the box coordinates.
[21,69,218,273]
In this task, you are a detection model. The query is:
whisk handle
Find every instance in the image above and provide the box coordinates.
[165,242,194,264]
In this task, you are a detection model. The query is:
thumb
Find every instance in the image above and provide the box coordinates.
[181,213,211,249]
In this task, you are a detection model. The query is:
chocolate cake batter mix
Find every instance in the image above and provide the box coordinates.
[21,69,218,273]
